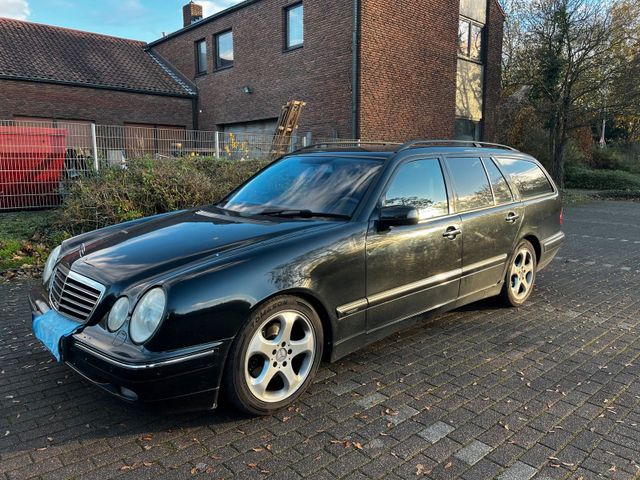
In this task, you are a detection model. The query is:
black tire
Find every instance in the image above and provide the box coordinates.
[500,239,537,307]
[223,295,323,415]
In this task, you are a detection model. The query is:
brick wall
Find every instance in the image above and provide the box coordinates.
[152,0,355,138]
[0,79,194,127]
[358,0,459,141]
[482,0,505,142]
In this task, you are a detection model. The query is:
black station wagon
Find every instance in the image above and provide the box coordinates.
[30,140,564,414]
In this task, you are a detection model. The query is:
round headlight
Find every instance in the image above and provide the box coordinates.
[130,288,166,344]
[107,297,130,332]
[43,245,61,285]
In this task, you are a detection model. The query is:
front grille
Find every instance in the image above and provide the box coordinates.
[49,264,105,322]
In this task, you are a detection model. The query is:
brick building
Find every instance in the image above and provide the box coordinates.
[0,0,504,142]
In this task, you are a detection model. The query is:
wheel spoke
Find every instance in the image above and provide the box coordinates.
[281,364,302,391]
[290,333,314,356]
[248,332,277,357]
[251,365,277,396]
[515,252,523,268]
[276,311,297,344]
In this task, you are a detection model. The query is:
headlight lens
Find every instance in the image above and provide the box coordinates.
[43,245,61,285]
[130,288,166,344]
[107,297,130,332]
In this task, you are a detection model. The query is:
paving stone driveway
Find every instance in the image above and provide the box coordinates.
[2,201,640,480]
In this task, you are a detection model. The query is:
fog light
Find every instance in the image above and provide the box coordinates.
[119,386,138,401]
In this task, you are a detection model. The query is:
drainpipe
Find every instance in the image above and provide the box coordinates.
[351,0,360,139]
[191,95,199,131]
[480,0,491,141]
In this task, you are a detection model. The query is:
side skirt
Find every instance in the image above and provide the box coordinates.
[329,283,503,362]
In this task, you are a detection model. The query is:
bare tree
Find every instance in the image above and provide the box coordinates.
[504,0,640,186]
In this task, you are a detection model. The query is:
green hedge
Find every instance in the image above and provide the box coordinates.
[565,166,640,191]
[57,157,268,235]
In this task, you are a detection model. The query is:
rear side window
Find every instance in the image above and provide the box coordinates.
[496,158,554,198]
[483,158,513,204]
[446,157,493,211]
[384,159,449,220]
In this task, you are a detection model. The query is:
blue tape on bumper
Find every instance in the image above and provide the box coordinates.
[32,310,82,361]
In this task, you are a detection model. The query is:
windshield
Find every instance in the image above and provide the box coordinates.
[219,155,384,218]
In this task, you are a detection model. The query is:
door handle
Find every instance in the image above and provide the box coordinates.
[443,226,462,239]
[506,212,520,223]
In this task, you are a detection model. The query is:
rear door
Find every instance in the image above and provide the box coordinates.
[365,157,462,332]
[444,156,523,297]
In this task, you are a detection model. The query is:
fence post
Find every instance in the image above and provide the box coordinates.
[215,131,220,159]
[90,123,99,171]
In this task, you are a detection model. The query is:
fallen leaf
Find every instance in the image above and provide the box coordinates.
[415,463,431,476]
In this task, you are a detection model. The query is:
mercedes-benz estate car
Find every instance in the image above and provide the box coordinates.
[30,140,564,414]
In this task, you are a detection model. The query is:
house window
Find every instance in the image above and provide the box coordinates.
[215,30,234,69]
[454,118,482,141]
[285,3,304,50]
[195,39,207,74]
[458,19,483,62]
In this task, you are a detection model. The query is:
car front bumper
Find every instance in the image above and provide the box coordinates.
[29,283,232,412]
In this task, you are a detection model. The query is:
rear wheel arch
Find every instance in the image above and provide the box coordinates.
[522,234,542,264]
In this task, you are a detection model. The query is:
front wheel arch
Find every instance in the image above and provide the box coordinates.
[249,289,335,362]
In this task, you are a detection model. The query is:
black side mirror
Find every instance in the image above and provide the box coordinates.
[378,205,419,230]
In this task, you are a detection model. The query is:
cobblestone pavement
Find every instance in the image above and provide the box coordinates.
[2,201,640,480]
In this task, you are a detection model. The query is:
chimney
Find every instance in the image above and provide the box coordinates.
[183,1,203,27]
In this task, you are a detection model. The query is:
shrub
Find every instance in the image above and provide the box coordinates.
[565,165,640,191]
[57,157,268,235]
[590,147,626,170]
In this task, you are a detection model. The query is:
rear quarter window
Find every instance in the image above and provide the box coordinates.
[495,158,554,198]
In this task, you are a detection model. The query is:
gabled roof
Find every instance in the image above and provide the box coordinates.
[0,18,196,97]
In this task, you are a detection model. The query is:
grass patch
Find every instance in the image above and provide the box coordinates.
[0,210,63,275]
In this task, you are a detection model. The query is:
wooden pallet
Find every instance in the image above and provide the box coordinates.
[270,100,306,160]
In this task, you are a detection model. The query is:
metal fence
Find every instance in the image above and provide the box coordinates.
[0,119,365,211]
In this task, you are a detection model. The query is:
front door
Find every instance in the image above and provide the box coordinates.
[365,157,463,333]
[444,156,523,297]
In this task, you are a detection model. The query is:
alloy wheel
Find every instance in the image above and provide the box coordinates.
[509,248,534,300]
[244,310,316,403]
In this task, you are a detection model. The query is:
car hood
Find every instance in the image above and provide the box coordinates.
[65,209,338,286]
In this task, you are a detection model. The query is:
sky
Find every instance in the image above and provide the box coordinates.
[0,0,245,42]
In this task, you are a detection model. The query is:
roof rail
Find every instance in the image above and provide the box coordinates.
[397,140,519,152]
[288,140,402,155]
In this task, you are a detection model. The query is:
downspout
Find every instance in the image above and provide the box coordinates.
[192,95,199,131]
[480,0,491,141]
[351,0,360,139]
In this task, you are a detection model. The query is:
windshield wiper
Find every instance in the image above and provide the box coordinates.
[258,209,351,220]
